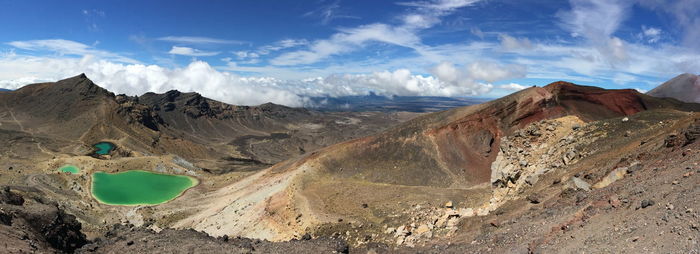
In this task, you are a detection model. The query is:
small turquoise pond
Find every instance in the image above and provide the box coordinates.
[91,170,198,205]
[93,142,115,155]
[58,165,80,174]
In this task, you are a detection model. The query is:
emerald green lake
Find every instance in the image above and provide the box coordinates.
[91,170,197,205]
[93,142,115,155]
[58,165,80,174]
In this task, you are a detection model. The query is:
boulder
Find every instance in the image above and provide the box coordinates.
[414,224,431,235]
[525,174,539,185]
[445,201,453,208]
[571,177,591,191]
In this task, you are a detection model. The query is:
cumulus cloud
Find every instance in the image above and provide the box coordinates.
[499,83,528,91]
[0,54,303,106]
[426,61,526,95]
[0,49,508,106]
[430,62,496,95]
[168,46,220,57]
[302,67,492,97]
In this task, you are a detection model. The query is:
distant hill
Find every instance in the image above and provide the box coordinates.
[0,74,405,171]
[306,93,490,112]
[0,88,10,92]
[647,73,700,103]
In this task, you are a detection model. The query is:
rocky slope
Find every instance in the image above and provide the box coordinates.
[647,73,700,103]
[0,186,88,253]
[377,111,700,253]
[0,74,409,252]
[0,74,407,171]
[171,81,700,249]
[2,75,700,253]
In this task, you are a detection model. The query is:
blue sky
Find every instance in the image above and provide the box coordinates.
[0,0,699,106]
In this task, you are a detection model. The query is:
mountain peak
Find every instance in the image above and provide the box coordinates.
[53,73,114,97]
[59,73,90,83]
[543,81,576,88]
[647,73,700,103]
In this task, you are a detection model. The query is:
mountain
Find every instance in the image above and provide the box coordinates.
[2,75,700,253]
[0,88,10,92]
[0,74,407,171]
[173,80,700,248]
[0,74,415,251]
[647,73,700,103]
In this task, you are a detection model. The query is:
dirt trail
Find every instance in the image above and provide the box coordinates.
[173,162,310,240]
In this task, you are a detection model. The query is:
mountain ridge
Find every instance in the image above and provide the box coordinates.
[647,73,700,103]
[172,78,700,246]
[2,74,700,253]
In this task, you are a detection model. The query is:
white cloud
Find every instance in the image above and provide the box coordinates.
[272,24,421,65]
[499,83,528,91]
[0,54,303,106]
[398,0,482,11]
[466,61,527,82]
[499,34,534,51]
[157,36,245,45]
[233,39,308,62]
[302,67,492,97]
[303,0,359,25]
[7,39,138,63]
[168,46,220,57]
[559,0,631,64]
[3,36,700,105]
[559,0,627,41]
[0,52,502,106]
[234,51,259,59]
[637,0,700,50]
[470,27,485,39]
[278,39,308,48]
[640,26,662,43]
[257,39,308,55]
[273,0,482,65]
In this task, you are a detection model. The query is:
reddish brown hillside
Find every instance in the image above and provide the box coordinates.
[315,82,700,188]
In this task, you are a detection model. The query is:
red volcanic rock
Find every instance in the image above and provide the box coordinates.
[544,81,647,120]
[317,81,700,188]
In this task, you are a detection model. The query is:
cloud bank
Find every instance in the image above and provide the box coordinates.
[0,52,511,106]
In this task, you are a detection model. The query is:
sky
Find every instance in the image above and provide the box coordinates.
[0,0,699,106]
